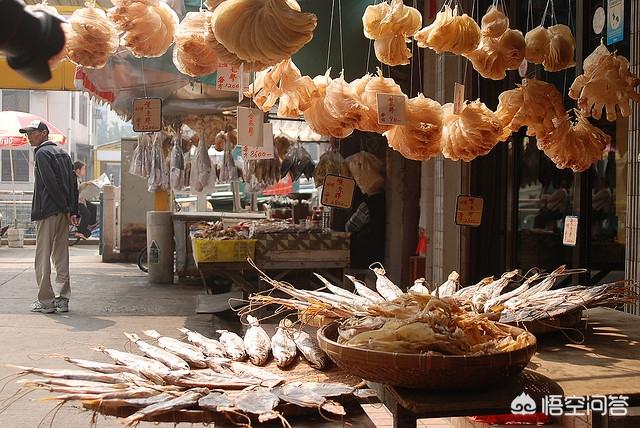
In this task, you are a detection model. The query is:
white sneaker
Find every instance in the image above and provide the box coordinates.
[30,301,56,314]
[55,298,69,313]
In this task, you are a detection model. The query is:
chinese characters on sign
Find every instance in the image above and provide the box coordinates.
[237,107,263,148]
[132,98,162,132]
[376,93,406,125]
[242,123,274,160]
[541,394,628,417]
[321,174,356,209]
[455,195,483,227]
[563,216,578,246]
[216,63,241,91]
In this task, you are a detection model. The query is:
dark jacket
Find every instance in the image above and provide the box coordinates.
[31,141,78,221]
[346,192,386,268]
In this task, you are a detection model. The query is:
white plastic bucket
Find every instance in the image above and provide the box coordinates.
[7,228,25,248]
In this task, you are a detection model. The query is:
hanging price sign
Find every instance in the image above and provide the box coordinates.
[455,195,484,227]
[217,63,242,91]
[132,98,162,132]
[321,174,356,209]
[563,216,579,246]
[242,123,274,160]
[237,107,263,147]
[376,93,406,125]
[453,83,465,114]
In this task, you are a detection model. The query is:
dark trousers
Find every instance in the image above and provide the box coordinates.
[77,202,97,238]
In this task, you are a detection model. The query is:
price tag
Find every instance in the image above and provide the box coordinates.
[518,59,528,78]
[453,83,465,114]
[321,174,356,209]
[217,63,242,91]
[237,107,263,147]
[563,216,579,246]
[238,65,251,103]
[242,123,274,160]
[132,98,162,132]
[376,93,406,125]
[455,195,483,227]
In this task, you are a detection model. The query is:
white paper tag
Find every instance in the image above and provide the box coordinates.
[563,216,579,246]
[518,59,528,78]
[238,65,251,103]
[132,98,162,132]
[453,83,465,114]
[237,107,263,147]
[376,94,406,125]
[321,174,356,209]
[242,123,274,160]
[217,63,242,92]
[455,195,484,227]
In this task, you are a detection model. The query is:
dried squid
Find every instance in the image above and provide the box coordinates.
[65,5,119,69]
[440,101,503,162]
[362,0,422,66]
[384,93,443,161]
[212,0,317,68]
[303,71,354,138]
[172,11,218,77]
[357,69,405,133]
[569,42,640,122]
[495,78,567,141]
[415,4,480,55]
[537,111,610,172]
[108,0,179,58]
[524,25,575,72]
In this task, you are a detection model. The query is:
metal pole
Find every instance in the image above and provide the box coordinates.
[8,148,17,227]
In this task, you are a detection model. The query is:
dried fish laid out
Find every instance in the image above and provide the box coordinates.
[362,0,422,66]
[172,11,218,77]
[108,0,179,58]
[271,319,298,368]
[415,4,480,55]
[62,4,119,69]
[569,41,640,122]
[524,24,575,72]
[244,315,272,366]
[128,134,152,178]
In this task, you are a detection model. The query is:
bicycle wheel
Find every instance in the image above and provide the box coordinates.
[137,247,148,273]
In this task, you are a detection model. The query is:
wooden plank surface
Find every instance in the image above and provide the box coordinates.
[374,308,640,419]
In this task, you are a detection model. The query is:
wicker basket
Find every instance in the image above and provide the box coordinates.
[317,322,536,390]
[511,309,584,336]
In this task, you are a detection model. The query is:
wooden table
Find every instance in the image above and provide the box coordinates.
[370,308,640,428]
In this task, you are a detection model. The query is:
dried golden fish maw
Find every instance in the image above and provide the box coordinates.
[362,0,422,66]
[212,0,317,68]
[173,11,218,77]
[204,0,225,11]
[480,5,509,38]
[66,6,119,69]
[415,5,480,55]
[108,0,179,58]
[537,112,609,172]
[358,69,405,133]
[524,26,550,64]
[384,94,443,161]
[496,78,566,141]
[303,71,354,139]
[543,24,575,72]
[440,101,503,162]
[324,73,368,130]
[569,43,640,122]
[500,29,526,70]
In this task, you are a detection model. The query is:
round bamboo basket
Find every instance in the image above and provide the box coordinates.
[511,309,584,336]
[317,322,537,390]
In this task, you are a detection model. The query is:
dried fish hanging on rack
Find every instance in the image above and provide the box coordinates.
[362,0,422,66]
[147,133,169,192]
[243,158,281,193]
[189,132,216,193]
[169,133,186,192]
[219,132,240,184]
[129,134,152,178]
[64,3,119,69]
[280,144,315,182]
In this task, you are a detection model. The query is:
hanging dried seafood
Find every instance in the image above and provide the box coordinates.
[313,151,350,188]
[524,25,575,72]
[281,145,315,182]
[345,151,385,196]
[129,134,152,178]
[183,115,227,148]
[243,158,281,193]
[480,4,509,38]
[108,0,179,58]
[170,137,186,192]
[173,11,218,77]
[357,69,405,133]
[384,94,443,161]
[147,134,167,192]
[211,0,317,68]
[362,0,422,66]
[219,139,240,183]
[303,70,355,138]
[537,111,610,172]
[190,133,217,193]
[65,5,119,69]
[245,59,316,118]
[274,135,294,161]
[414,4,480,55]
[569,42,640,122]
[496,78,567,141]
[440,101,503,162]
[323,73,368,131]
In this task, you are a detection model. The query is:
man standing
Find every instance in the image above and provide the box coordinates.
[20,120,79,313]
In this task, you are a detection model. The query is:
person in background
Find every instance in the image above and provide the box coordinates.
[534,169,572,231]
[73,161,97,239]
[345,179,386,269]
[20,120,78,313]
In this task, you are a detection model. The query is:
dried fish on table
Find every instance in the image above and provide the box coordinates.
[345,275,385,304]
[228,361,285,388]
[314,273,371,308]
[433,271,461,298]
[44,387,160,403]
[243,315,272,366]
[92,346,170,385]
[142,329,209,368]
[217,329,247,361]
[234,387,281,423]
[270,319,298,369]
[371,264,404,301]
[6,365,139,385]
[198,390,234,412]
[17,378,129,390]
[83,392,177,409]
[293,330,328,370]
[276,383,325,407]
[178,327,226,357]
[122,388,209,427]
[61,356,143,377]
[125,332,190,371]
[164,369,260,389]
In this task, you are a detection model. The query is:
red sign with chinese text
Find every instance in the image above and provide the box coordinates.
[321,174,356,209]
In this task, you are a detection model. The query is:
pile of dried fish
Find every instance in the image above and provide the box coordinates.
[4,325,367,426]
[191,220,249,240]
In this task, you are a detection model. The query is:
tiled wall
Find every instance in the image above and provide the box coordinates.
[626,0,640,316]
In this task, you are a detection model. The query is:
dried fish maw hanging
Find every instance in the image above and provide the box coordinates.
[524,26,550,64]
[65,6,118,68]
[480,5,509,38]
[543,24,575,72]
[415,5,480,55]
[303,71,354,138]
[173,11,218,77]
[358,69,405,133]
[324,73,368,130]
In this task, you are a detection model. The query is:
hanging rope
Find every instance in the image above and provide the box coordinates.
[337,0,344,72]
[326,0,336,71]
